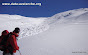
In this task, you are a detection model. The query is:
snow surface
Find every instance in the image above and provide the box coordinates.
[0,8,88,55]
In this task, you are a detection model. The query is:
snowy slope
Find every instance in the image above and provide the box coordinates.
[0,15,49,39]
[17,8,88,55]
[47,8,88,24]
[0,8,88,55]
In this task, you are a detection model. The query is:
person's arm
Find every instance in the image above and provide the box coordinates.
[10,35,19,50]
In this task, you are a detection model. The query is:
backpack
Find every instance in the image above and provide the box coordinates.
[0,30,9,51]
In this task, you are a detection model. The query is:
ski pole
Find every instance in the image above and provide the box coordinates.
[18,50,21,55]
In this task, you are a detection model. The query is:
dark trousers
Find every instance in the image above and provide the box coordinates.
[3,52,14,55]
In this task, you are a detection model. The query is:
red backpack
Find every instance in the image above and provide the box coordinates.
[0,30,9,51]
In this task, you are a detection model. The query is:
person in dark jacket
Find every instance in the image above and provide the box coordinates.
[3,27,20,55]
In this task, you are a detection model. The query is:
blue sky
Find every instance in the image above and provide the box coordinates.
[0,0,88,17]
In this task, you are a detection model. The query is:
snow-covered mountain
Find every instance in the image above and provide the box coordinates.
[0,14,49,39]
[0,8,88,55]
[47,8,88,24]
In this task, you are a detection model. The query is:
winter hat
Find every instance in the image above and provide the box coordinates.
[14,27,20,33]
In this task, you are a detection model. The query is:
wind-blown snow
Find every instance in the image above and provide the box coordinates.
[0,8,88,55]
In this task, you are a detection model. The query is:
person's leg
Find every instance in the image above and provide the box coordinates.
[3,52,12,55]
[5,53,11,55]
[3,51,5,55]
[11,53,14,55]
